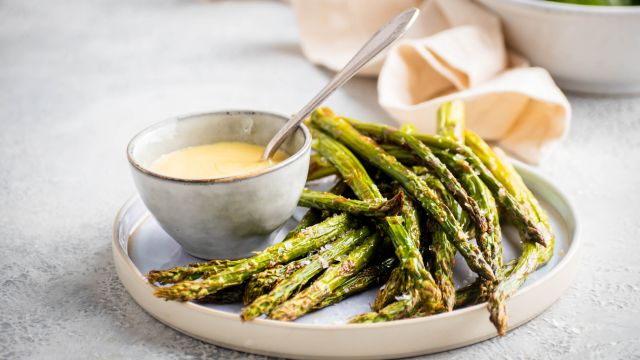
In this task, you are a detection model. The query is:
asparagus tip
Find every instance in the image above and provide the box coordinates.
[153,286,185,301]
[488,292,509,336]
[529,223,550,247]
[385,190,405,216]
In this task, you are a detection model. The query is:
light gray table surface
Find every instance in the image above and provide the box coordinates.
[1,0,639,359]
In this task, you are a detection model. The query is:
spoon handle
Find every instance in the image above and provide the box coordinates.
[262,7,420,160]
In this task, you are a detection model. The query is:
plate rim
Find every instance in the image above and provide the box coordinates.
[112,160,580,331]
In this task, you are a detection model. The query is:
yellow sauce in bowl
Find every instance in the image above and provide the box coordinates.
[150,142,288,180]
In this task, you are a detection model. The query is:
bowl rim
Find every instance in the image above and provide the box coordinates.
[127,110,312,184]
[488,0,640,13]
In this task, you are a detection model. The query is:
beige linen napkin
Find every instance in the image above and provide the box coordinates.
[290,0,571,164]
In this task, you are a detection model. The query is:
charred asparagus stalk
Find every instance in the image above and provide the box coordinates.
[146,259,243,285]
[355,206,434,321]
[350,297,416,323]
[379,217,443,314]
[420,172,463,312]
[465,130,543,221]
[308,153,338,181]
[371,193,421,311]
[431,232,457,313]
[286,180,349,240]
[349,120,550,248]
[243,182,352,304]
[454,260,517,308]
[435,150,502,269]
[489,148,553,269]
[269,233,380,321]
[464,130,554,335]
[373,266,410,311]
[411,102,465,312]
[476,144,555,336]
[299,189,404,217]
[400,193,422,248]
[284,209,324,243]
[435,150,509,319]
[311,109,495,281]
[316,257,396,310]
[153,213,353,301]
[241,226,371,320]
[311,127,383,200]
[435,100,506,315]
[342,117,488,234]
[243,259,308,304]
[313,125,443,315]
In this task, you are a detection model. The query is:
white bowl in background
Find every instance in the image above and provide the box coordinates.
[476,0,640,94]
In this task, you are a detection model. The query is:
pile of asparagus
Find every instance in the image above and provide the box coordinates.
[148,101,555,335]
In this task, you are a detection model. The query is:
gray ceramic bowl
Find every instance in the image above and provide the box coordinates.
[127,110,311,259]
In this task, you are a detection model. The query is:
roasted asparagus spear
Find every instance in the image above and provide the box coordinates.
[153,213,353,301]
[314,125,443,314]
[241,227,371,320]
[316,257,396,309]
[147,259,243,285]
[349,120,550,248]
[269,233,380,320]
[312,108,495,281]
[299,189,404,217]
[465,130,555,335]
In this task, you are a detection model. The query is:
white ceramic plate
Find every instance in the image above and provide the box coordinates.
[113,162,579,359]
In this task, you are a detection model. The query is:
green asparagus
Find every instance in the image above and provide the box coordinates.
[371,191,422,311]
[454,260,517,308]
[269,233,380,321]
[379,217,443,313]
[308,153,338,181]
[436,100,465,144]
[313,123,443,314]
[311,127,382,200]
[434,101,502,315]
[350,297,416,323]
[433,151,501,269]
[146,259,243,285]
[421,173,461,312]
[241,226,371,320]
[312,109,495,281]
[243,259,308,304]
[373,265,410,311]
[153,213,353,301]
[242,182,353,304]
[464,130,555,335]
[299,189,404,217]
[487,148,555,336]
[349,120,550,248]
[400,193,422,248]
[343,117,488,234]
[316,257,396,309]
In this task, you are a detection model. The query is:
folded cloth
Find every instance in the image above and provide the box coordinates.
[290,0,571,164]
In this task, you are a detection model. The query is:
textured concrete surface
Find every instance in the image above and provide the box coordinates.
[1,0,639,359]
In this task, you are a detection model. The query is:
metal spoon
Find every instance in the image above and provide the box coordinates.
[261,7,420,160]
